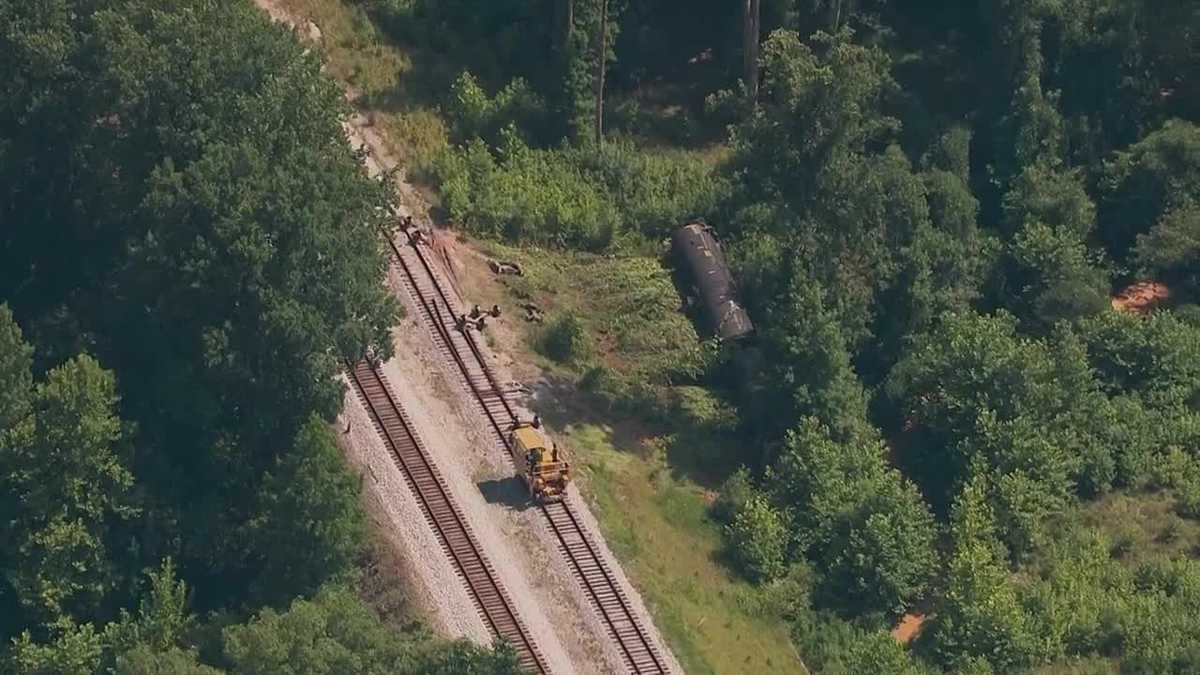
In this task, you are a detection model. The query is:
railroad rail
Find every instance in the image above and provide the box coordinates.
[388,230,671,674]
[346,360,549,675]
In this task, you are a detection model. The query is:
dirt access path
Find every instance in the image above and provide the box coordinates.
[251,3,682,673]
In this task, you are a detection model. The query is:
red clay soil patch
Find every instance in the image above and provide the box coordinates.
[892,612,928,645]
[1112,281,1171,314]
[428,229,467,304]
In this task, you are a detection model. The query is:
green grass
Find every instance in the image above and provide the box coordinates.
[477,241,705,377]
[568,422,807,674]
[1078,490,1200,565]
[272,0,449,168]
[459,243,806,673]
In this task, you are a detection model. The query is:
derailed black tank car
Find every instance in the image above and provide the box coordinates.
[672,222,754,341]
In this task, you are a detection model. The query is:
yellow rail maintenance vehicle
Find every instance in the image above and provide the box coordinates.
[508,420,570,502]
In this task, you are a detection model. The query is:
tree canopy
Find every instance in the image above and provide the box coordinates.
[0,0,508,672]
[7,0,1200,672]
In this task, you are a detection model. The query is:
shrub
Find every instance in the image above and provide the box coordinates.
[791,608,926,674]
[567,138,731,241]
[816,489,939,619]
[726,494,791,582]
[1148,446,1200,491]
[578,365,677,422]
[538,312,591,364]
[670,385,738,432]
[580,364,623,397]
[433,132,619,249]
[432,134,725,250]
[1175,478,1200,519]
[1109,527,1137,559]
[446,72,546,145]
[711,467,754,524]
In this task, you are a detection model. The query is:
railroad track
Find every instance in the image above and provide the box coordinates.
[346,360,549,675]
[389,231,671,674]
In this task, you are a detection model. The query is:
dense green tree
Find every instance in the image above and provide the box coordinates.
[1100,120,1200,260]
[222,586,522,675]
[0,305,33,435]
[966,415,1073,559]
[729,29,897,209]
[757,277,873,444]
[725,493,790,582]
[726,30,994,383]
[929,481,1039,671]
[771,419,885,552]
[887,312,1110,508]
[115,646,222,675]
[881,160,997,363]
[105,560,196,659]
[1091,394,1200,491]
[1049,0,1200,161]
[726,30,910,331]
[0,353,137,624]
[561,0,623,141]
[1136,202,1200,293]
[247,416,366,606]
[771,419,936,617]
[0,0,396,610]
[0,306,35,638]
[969,0,1065,207]
[1001,163,1096,240]
[1005,221,1110,328]
[7,620,105,675]
[1077,311,1200,406]
[816,487,937,618]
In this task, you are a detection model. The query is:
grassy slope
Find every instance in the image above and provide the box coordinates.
[275,0,449,168]
[264,3,805,670]
[571,426,804,674]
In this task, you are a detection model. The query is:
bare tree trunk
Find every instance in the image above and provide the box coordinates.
[594,0,608,146]
[743,0,760,100]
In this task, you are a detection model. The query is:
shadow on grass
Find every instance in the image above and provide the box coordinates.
[531,373,653,455]
[663,426,746,489]
[530,371,747,491]
[357,38,457,115]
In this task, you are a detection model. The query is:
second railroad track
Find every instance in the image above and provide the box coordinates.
[347,360,549,674]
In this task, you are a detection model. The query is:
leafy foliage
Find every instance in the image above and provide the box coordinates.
[0,0,512,671]
[1101,120,1200,260]
[0,343,136,625]
[222,587,522,675]
[435,132,727,249]
[248,416,367,606]
[446,72,546,145]
[770,420,936,617]
[538,312,593,364]
[1137,202,1200,293]
[7,0,1200,672]
[725,493,790,582]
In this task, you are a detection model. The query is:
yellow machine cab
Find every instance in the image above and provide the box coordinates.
[507,421,570,502]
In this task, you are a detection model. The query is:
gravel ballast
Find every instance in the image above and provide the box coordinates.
[250,4,682,670]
